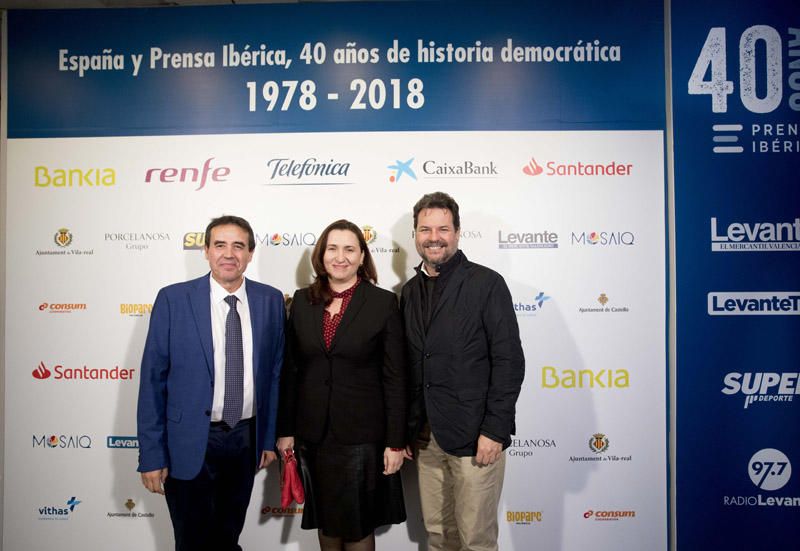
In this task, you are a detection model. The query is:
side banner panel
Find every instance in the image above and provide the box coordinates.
[672,0,800,548]
[4,2,667,550]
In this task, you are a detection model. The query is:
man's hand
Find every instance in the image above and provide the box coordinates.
[141,468,168,495]
[259,450,277,470]
[475,435,503,466]
[402,444,415,461]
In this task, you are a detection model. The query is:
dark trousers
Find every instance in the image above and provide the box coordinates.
[165,418,257,551]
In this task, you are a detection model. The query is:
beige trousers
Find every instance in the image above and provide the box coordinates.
[417,430,506,551]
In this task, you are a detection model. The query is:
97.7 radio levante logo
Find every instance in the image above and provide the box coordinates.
[724,448,800,507]
[688,26,800,155]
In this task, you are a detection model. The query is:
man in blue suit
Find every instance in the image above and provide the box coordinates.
[137,215,285,551]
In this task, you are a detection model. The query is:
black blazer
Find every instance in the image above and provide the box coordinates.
[401,253,525,456]
[277,281,406,448]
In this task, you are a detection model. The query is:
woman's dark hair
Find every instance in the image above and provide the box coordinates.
[308,219,377,305]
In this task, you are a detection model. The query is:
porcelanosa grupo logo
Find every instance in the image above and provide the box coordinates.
[508,436,557,459]
[514,292,550,316]
[721,371,797,409]
[710,216,800,251]
[724,448,800,508]
[105,231,171,252]
[144,158,229,191]
[265,157,352,186]
[387,158,417,182]
[31,361,136,381]
[521,156,633,177]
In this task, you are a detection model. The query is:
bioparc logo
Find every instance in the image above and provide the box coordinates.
[265,157,352,186]
[708,292,800,315]
[569,433,632,464]
[570,231,635,246]
[31,361,136,381]
[261,505,303,517]
[583,509,636,521]
[498,229,558,249]
[36,228,94,257]
[724,448,800,508]
[33,434,92,449]
[710,216,800,251]
[521,156,633,177]
[39,302,87,314]
[120,304,153,317]
[387,158,417,182]
[38,497,81,520]
[721,372,797,409]
[506,510,543,524]
[108,499,155,519]
[145,158,229,191]
[514,292,550,316]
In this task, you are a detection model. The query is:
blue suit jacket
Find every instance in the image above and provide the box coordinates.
[137,274,285,480]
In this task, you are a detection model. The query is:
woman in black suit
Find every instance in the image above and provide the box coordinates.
[277,219,406,551]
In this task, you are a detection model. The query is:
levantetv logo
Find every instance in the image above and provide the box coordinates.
[708,292,800,315]
[38,497,81,520]
[107,436,139,449]
[711,217,800,251]
[721,372,797,409]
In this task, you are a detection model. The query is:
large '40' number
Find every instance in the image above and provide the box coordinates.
[688,26,783,113]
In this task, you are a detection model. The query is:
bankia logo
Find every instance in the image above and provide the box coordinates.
[721,372,797,409]
[107,436,139,449]
[541,366,630,390]
[265,157,352,186]
[710,217,800,251]
[31,361,136,381]
[498,229,558,249]
[387,158,417,182]
[570,230,635,246]
[38,497,81,520]
[183,231,206,250]
[521,156,633,177]
[724,448,800,508]
[145,158,229,191]
[36,228,94,257]
[514,292,550,316]
[35,166,115,188]
[421,158,498,178]
[33,434,92,449]
[39,302,87,314]
[105,232,171,252]
[256,231,318,247]
[708,292,800,315]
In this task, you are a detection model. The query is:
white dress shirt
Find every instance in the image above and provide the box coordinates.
[209,274,255,422]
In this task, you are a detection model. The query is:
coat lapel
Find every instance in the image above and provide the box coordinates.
[246,279,262,381]
[328,282,368,352]
[189,274,214,380]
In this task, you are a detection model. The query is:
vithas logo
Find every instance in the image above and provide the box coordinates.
[32,362,51,379]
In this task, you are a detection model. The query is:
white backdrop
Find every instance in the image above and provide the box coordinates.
[4,129,666,549]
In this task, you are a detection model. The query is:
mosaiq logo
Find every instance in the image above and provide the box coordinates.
[724,448,799,508]
[265,157,352,185]
[33,434,92,449]
[710,216,800,251]
[256,231,318,247]
[570,230,635,246]
[721,371,798,409]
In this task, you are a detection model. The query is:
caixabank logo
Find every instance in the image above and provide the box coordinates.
[521,156,633,177]
[721,371,797,409]
[420,158,499,179]
[387,158,417,183]
[38,497,81,520]
[31,361,136,381]
[710,217,800,251]
[724,448,799,508]
[541,366,630,390]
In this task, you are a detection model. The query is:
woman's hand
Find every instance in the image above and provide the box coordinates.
[383,447,404,475]
[276,436,295,457]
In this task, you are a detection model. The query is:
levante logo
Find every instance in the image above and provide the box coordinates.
[710,217,800,251]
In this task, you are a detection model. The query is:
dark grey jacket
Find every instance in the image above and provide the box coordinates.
[401,252,525,456]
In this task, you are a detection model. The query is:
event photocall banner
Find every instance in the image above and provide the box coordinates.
[3,2,666,550]
[672,0,800,548]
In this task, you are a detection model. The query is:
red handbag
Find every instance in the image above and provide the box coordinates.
[280,449,306,508]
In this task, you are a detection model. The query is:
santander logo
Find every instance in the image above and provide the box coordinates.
[33,362,52,379]
[522,157,544,176]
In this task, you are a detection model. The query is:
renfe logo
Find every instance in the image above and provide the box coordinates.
[710,217,800,251]
[708,292,800,315]
[145,158,229,191]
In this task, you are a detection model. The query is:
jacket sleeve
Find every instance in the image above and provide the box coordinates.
[262,290,286,451]
[136,288,171,473]
[381,294,407,449]
[479,275,525,444]
[276,290,299,437]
